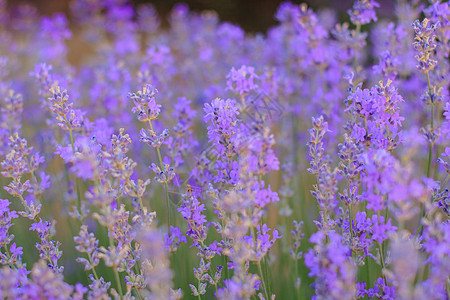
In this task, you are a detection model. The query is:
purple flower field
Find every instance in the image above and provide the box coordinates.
[0,0,449,299]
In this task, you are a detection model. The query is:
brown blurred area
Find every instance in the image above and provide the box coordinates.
[7,0,396,33]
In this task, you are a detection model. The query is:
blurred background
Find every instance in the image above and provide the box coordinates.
[7,0,396,33]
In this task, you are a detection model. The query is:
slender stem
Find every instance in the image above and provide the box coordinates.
[263,254,272,298]
[165,184,170,227]
[138,195,144,212]
[87,252,99,281]
[349,204,353,240]
[224,255,230,280]
[257,174,272,297]
[214,283,219,298]
[155,146,164,169]
[365,256,371,288]
[131,251,141,275]
[426,72,434,126]
[134,288,143,300]
[364,117,369,151]
[418,71,436,231]
[113,267,123,299]
[108,236,123,299]
[442,174,450,187]
[65,122,82,211]
[295,258,300,298]
[251,227,269,300]
[434,145,440,179]
[68,128,75,151]
[116,178,120,209]
[426,144,433,178]
[257,262,270,300]
[17,193,30,212]
[147,121,164,170]
[378,242,387,283]
[426,71,435,179]
[148,120,171,227]
[196,278,202,300]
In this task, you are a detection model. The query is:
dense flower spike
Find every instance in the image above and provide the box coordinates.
[0,1,448,299]
[30,219,63,273]
[345,80,404,151]
[412,18,439,73]
[129,84,161,122]
[74,225,100,272]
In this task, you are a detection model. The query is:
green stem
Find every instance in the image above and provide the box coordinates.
[65,123,82,211]
[224,256,230,280]
[349,204,354,240]
[295,258,300,298]
[113,268,123,299]
[364,117,369,151]
[365,256,371,288]
[263,254,272,298]
[257,262,270,300]
[426,71,435,179]
[108,237,123,299]
[148,120,171,227]
[426,72,434,126]
[197,278,202,300]
[132,251,141,275]
[165,183,170,227]
[116,178,120,209]
[134,288,143,300]
[17,193,30,212]
[426,144,433,178]
[378,243,387,283]
[419,71,435,231]
[442,174,450,187]
[257,174,272,297]
[251,227,269,300]
[87,253,99,281]
[214,283,219,298]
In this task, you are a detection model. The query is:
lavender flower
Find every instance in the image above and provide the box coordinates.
[129,84,161,122]
[74,225,100,272]
[48,86,86,132]
[1,134,48,219]
[304,231,356,299]
[164,226,187,252]
[30,218,63,273]
[0,2,448,299]
[204,98,240,159]
[348,0,379,25]
[412,18,439,73]
[226,65,259,96]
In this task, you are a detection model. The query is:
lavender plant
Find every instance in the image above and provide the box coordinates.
[0,0,449,299]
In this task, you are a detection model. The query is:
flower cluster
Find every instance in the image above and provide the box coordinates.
[412,18,439,73]
[0,0,448,299]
